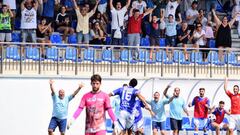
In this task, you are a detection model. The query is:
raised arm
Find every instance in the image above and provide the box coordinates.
[49,79,55,96]
[163,85,171,97]
[167,94,175,104]
[91,0,99,14]
[149,13,152,22]
[212,9,222,27]
[72,83,84,97]
[124,0,131,9]
[224,77,228,94]
[143,8,154,17]
[136,93,150,110]
[72,0,78,9]
[7,5,14,18]
[229,12,240,28]
[177,13,182,24]
[21,0,26,11]
[110,0,114,10]
[33,0,40,10]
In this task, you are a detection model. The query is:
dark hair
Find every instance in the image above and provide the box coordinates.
[91,74,102,83]
[195,22,202,28]
[192,1,198,5]
[154,91,160,95]
[199,88,205,91]
[233,85,239,89]
[219,101,225,104]
[198,9,204,13]
[129,78,138,87]
[2,5,7,8]
[168,14,174,18]
[133,9,140,13]
[123,84,128,87]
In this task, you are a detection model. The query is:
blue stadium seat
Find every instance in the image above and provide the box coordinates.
[46,48,63,61]
[190,52,209,65]
[143,117,152,135]
[173,51,190,64]
[120,49,137,63]
[102,49,111,61]
[12,32,22,42]
[65,47,80,61]
[106,37,111,45]
[25,47,40,60]
[6,46,20,60]
[140,37,150,46]
[106,119,113,133]
[68,34,78,44]
[138,50,156,64]
[208,51,225,65]
[71,20,77,29]
[83,48,102,62]
[209,39,216,48]
[225,52,238,65]
[123,37,128,45]
[156,51,173,64]
[182,117,194,131]
[14,19,21,30]
[165,117,171,130]
[159,38,166,47]
[50,34,62,44]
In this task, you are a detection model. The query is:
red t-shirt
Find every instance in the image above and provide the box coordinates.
[226,90,240,114]
[127,14,143,34]
[213,108,226,124]
[192,96,210,118]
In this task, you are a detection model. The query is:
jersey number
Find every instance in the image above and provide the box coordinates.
[122,90,132,101]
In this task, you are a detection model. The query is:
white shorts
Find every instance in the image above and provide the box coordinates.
[118,110,135,130]
[98,3,107,14]
[193,118,208,129]
[228,114,240,130]
[132,118,144,132]
[0,33,11,42]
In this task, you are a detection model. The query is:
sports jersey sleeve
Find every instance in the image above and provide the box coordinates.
[104,93,112,110]
[163,99,169,105]
[73,95,86,119]
[140,101,145,108]
[112,88,122,96]
[212,109,217,115]
[206,98,210,106]
[133,89,140,95]
[226,90,233,97]
[191,97,196,106]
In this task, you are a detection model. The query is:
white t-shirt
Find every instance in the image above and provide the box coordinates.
[186,8,198,25]
[3,0,16,9]
[165,1,179,19]
[21,8,37,29]
[132,0,147,14]
[193,30,206,46]
[111,7,127,30]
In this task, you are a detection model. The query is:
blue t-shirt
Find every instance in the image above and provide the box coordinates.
[42,0,54,18]
[52,94,73,119]
[166,21,177,36]
[147,99,169,122]
[134,100,145,123]
[167,96,186,120]
[99,0,107,4]
[112,86,140,113]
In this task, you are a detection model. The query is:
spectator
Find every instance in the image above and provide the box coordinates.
[63,0,75,15]
[21,0,39,43]
[42,0,55,21]
[177,21,191,60]
[165,13,182,59]
[110,0,131,46]
[98,0,107,14]
[194,9,207,30]
[90,21,106,45]
[0,5,14,43]
[186,1,198,33]
[191,22,208,61]
[149,13,162,60]
[73,0,99,44]
[127,8,153,60]
[84,3,90,12]
[132,0,147,14]
[55,6,74,42]
[165,0,181,20]
[91,11,107,34]
[212,9,239,61]
[232,3,240,38]
[37,18,52,57]
[205,22,214,48]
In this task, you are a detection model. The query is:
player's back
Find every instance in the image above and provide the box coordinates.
[113,86,140,113]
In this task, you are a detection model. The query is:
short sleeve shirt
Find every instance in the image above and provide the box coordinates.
[111,7,127,30]
[226,90,240,114]
[52,94,73,119]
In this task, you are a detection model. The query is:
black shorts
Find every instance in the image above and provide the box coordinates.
[150,36,160,46]
[170,118,182,130]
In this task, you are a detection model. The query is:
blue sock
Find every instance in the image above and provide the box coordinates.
[194,132,198,135]
[203,133,208,135]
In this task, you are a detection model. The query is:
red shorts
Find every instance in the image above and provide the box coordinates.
[85,130,106,135]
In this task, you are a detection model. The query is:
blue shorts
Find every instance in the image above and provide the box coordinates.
[152,121,166,130]
[48,117,67,133]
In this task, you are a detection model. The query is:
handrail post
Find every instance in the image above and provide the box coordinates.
[56,48,59,75]
[20,45,22,74]
[144,49,147,77]
[38,45,41,74]
[75,46,78,75]
[194,52,196,77]
[210,51,213,78]
[177,51,180,77]
[127,48,130,76]
[161,50,164,77]
[93,48,96,75]
[110,48,113,76]
[226,52,229,77]
[0,45,3,74]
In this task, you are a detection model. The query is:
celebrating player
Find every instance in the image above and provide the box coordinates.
[188,88,210,135]
[67,74,119,135]
[224,77,240,135]
[48,79,84,135]
[109,78,150,135]
[210,101,231,135]
[163,86,189,135]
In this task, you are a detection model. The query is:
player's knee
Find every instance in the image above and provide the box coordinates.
[60,132,65,135]
[48,129,53,135]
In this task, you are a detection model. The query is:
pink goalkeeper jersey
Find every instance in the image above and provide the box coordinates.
[74,91,112,133]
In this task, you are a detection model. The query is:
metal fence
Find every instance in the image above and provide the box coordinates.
[1,42,240,78]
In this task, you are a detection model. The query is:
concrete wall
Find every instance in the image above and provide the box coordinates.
[0,77,237,135]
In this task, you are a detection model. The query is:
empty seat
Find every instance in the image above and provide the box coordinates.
[225,52,238,65]
[156,51,173,64]
[208,39,216,48]
[182,117,194,131]
[140,37,150,46]
[6,46,20,60]
[190,52,209,65]
[68,34,78,44]
[120,49,137,63]
[173,51,190,64]
[83,48,101,62]
[25,47,40,60]
[159,38,166,47]
[46,48,58,60]
[138,49,156,64]
[105,37,111,45]
[12,32,22,42]
[50,34,62,44]
[65,47,78,61]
